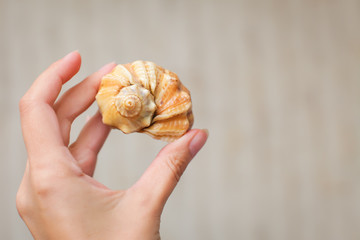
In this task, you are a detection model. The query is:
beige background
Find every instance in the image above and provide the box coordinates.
[1,0,360,239]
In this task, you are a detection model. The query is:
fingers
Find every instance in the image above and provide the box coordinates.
[20,51,81,158]
[132,129,208,211]
[69,112,111,176]
[25,51,81,104]
[54,62,116,145]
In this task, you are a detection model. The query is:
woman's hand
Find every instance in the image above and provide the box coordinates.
[16,51,208,240]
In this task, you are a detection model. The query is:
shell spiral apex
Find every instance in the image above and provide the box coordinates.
[96,61,193,142]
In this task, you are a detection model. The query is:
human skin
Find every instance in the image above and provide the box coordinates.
[16,51,208,240]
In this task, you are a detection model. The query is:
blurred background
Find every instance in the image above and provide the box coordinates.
[1,0,359,239]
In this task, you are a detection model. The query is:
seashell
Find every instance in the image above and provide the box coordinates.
[96,60,194,142]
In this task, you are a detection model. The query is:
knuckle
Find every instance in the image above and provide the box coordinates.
[19,96,37,115]
[29,159,81,198]
[32,178,53,198]
[18,96,31,113]
[16,187,31,218]
[30,166,60,198]
[165,153,187,182]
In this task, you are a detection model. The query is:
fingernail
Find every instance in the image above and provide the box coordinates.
[189,129,208,157]
[63,50,79,60]
[98,62,116,73]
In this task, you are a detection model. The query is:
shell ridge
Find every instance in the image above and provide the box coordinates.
[131,61,150,90]
[145,61,158,94]
[96,61,193,142]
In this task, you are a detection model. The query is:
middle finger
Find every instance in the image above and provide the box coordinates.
[54,62,116,145]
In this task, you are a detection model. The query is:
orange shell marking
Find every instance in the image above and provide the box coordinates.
[96,61,193,142]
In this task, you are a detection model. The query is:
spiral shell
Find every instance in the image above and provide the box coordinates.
[96,61,194,142]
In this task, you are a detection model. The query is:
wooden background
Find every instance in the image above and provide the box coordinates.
[1,0,359,239]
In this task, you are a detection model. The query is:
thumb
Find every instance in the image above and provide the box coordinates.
[132,129,208,211]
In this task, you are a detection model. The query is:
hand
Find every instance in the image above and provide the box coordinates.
[16,51,208,240]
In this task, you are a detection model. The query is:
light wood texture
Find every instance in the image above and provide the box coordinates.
[1,0,359,239]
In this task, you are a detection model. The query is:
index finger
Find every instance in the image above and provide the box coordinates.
[20,51,81,159]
